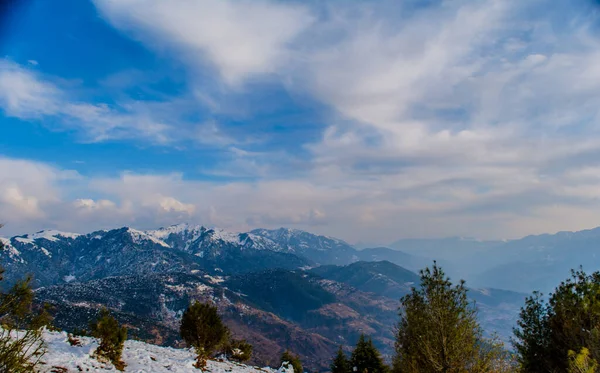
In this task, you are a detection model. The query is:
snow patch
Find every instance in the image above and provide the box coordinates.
[127,228,170,248]
[1,238,24,262]
[146,223,203,239]
[64,275,76,283]
[207,228,242,245]
[19,230,80,243]
[204,275,225,284]
[41,330,295,373]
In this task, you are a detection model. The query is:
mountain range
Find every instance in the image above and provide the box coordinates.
[3,223,600,369]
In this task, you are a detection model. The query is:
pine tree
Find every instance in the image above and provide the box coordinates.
[350,335,388,373]
[512,292,550,373]
[393,262,507,373]
[281,350,303,373]
[90,308,128,371]
[513,268,600,372]
[331,346,350,373]
[180,302,229,368]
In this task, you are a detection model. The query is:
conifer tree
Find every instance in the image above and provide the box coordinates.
[180,301,229,368]
[513,268,600,372]
[393,262,506,373]
[281,350,303,373]
[90,308,127,371]
[350,335,388,373]
[331,346,350,373]
[512,292,550,373]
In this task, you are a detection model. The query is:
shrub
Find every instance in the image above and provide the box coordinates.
[568,347,598,373]
[90,308,127,371]
[280,350,303,373]
[226,338,252,362]
[180,302,229,368]
[0,225,47,372]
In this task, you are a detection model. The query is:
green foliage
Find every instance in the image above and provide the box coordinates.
[0,329,45,373]
[331,345,350,373]
[513,268,600,372]
[226,338,253,362]
[350,335,388,373]
[0,225,47,372]
[512,292,550,372]
[281,350,303,373]
[393,262,507,373]
[180,302,229,368]
[1,277,35,327]
[90,308,127,371]
[29,303,55,331]
[568,348,598,373]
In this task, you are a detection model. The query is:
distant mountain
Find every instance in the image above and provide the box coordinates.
[310,261,419,299]
[355,247,432,273]
[250,228,359,265]
[0,226,310,288]
[470,228,600,293]
[2,224,401,289]
[0,222,537,358]
[383,227,600,293]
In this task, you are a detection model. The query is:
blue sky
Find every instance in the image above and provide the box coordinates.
[1,0,600,242]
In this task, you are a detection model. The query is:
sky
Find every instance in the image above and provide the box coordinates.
[1,0,600,243]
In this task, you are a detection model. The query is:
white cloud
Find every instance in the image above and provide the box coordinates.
[93,0,314,85]
[3,155,600,242]
[0,60,60,118]
[157,196,195,215]
[73,198,117,211]
[0,60,172,143]
[5,1,600,241]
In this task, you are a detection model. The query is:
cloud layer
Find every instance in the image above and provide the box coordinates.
[2,0,600,242]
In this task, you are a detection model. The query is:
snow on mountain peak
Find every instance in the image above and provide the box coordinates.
[126,228,170,248]
[0,237,23,261]
[206,227,241,244]
[145,223,204,239]
[14,230,81,244]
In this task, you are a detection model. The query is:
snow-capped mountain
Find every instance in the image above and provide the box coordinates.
[0,224,373,288]
[250,228,359,265]
[0,225,315,288]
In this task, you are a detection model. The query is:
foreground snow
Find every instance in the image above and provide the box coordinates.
[40,331,293,373]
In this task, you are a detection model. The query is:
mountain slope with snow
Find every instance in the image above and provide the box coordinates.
[0,225,311,287]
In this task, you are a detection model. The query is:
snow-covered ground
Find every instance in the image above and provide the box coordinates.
[40,331,293,373]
